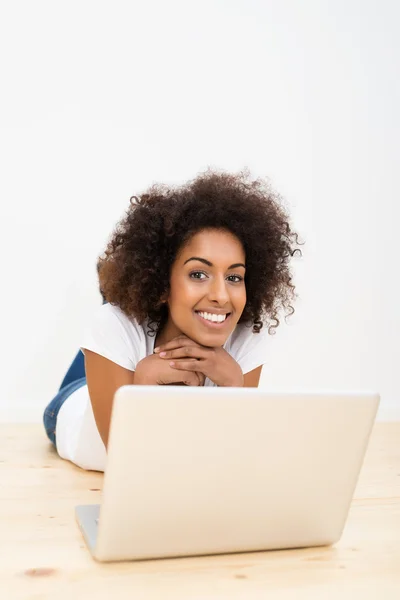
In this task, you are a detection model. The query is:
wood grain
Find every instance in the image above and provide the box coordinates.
[0,422,399,599]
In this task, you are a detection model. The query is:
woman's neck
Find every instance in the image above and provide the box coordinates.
[154,317,182,348]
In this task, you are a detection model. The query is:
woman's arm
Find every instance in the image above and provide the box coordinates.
[84,349,135,448]
[243,365,262,388]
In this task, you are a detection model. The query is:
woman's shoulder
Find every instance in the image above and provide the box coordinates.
[81,303,151,370]
[94,302,133,322]
[88,303,147,336]
[225,320,270,372]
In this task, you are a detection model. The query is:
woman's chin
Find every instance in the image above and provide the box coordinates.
[188,329,231,348]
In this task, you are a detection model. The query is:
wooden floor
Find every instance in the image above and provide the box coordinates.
[1,422,399,599]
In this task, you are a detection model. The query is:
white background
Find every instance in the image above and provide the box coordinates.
[0,0,398,421]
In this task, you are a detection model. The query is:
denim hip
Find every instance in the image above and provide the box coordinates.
[43,377,87,447]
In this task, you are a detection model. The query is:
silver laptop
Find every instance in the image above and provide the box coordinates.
[75,386,379,562]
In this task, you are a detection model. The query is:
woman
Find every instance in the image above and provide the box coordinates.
[43,168,302,471]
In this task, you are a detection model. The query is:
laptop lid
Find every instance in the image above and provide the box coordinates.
[93,386,379,561]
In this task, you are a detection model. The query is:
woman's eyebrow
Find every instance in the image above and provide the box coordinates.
[183,257,246,269]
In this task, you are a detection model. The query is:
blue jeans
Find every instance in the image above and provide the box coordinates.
[43,350,87,447]
[43,297,107,446]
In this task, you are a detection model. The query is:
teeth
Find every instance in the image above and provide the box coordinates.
[198,312,227,323]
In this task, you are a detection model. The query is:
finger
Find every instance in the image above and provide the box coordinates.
[169,360,206,373]
[158,362,203,386]
[154,336,202,353]
[196,371,206,386]
[184,374,204,386]
[154,336,190,353]
[159,346,208,360]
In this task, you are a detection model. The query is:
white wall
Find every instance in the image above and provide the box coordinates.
[0,0,398,421]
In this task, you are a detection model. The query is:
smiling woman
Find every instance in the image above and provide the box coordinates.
[43,168,303,471]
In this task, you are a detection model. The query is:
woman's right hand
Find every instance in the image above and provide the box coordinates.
[134,352,205,386]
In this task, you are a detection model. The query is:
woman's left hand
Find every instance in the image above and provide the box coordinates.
[154,335,244,387]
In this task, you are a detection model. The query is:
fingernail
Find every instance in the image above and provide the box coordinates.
[154,347,160,353]
[169,361,175,366]
[159,351,166,357]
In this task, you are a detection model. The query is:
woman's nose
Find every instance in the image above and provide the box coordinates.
[207,276,230,305]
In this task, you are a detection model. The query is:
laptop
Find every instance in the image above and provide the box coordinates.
[75,386,379,562]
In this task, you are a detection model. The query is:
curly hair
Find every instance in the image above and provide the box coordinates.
[97,168,303,335]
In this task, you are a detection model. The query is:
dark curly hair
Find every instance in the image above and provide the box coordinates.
[97,168,303,335]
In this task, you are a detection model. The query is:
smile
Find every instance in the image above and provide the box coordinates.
[194,311,231,327]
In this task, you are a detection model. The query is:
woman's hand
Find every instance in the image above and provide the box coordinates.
[134,352,205,386]
[154,336,244,387]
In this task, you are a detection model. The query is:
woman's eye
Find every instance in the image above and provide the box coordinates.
[190,271,207,280]
[227,275,243,283]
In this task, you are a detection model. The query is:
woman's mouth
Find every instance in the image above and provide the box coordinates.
[194,310,231,328]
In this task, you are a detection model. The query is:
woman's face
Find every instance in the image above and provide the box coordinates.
[165,228,247,347]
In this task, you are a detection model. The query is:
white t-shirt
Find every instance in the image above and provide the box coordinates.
[56,303,270,472]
